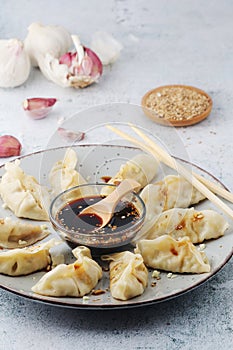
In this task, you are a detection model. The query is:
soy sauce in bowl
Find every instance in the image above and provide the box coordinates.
[56,195,140,234]
[50,183,146,249]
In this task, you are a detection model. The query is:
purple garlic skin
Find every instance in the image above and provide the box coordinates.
[0,135,22,157]
[57,127,85,142]
[23,97,57,119]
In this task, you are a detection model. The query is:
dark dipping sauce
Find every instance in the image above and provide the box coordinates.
[56,195,140,234]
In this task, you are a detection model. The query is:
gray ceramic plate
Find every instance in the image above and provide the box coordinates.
[0,145,232,309]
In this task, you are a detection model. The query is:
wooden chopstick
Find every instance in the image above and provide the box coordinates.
[107,124,233,221]
[192,173,233,203]
[130,125,233,203]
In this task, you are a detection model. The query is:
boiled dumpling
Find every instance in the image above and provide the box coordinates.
[134,175,205,241]
[0,239,60,276]
[135,235,210,273]
[0,160,49,221]
[101,251,148,300]
[0,217,50,248]
[31,246,102,297]
[102,153,159,195]
[141,175,205,216]
[137,207,229,243]
[49,148,87,196]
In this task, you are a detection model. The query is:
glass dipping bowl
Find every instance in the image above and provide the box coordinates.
[49,183,146,250]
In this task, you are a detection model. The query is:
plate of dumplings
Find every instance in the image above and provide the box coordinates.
[0,144,232,309]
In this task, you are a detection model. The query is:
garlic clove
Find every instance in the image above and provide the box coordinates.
[24,22,72,67]
[38,35,103,88]
[23,98,57,119]
[84,47,103,77]
[90,31,123,65]
[0,39,31,88]
[79,54,93,76]
[57,127,85,142]
[0,135,22,158]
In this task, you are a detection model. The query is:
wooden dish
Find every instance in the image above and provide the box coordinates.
[141,85,213,127]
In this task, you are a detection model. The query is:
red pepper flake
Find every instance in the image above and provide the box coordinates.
[170,247,178,256]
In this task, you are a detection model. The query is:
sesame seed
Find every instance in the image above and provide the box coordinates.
[152,270,160,278]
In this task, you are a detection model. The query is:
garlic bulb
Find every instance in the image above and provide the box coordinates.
[38,35,103,88]
[0,39,31,88]
[24,22,72,67]
[91,31,123,65]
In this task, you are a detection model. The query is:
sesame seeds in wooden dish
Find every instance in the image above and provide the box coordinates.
[141,85,213,127]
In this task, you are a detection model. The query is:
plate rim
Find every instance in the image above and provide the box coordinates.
[0,144,232,310]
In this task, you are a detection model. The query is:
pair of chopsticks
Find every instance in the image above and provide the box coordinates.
[107,124,233,221]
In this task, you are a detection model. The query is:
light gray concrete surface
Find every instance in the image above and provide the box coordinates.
[0,1,232,349]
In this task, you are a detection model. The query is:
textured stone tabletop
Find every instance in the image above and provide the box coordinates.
[0,1,232,349]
